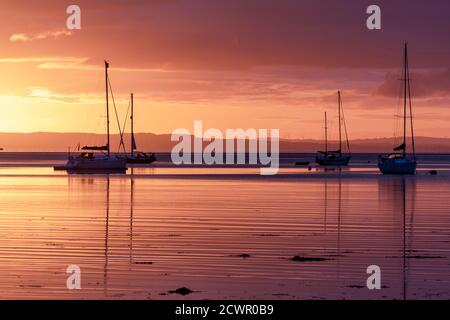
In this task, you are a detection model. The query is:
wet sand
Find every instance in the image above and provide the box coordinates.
[0,153,449,299]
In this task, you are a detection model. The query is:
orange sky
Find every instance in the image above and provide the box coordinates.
[1,0,450,139]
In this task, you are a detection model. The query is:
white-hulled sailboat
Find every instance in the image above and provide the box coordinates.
[55,61,127,172]
[378,44,417,175]
[316,91,351,166]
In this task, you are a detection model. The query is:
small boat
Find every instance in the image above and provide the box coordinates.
[316,152,350,166]
[127,151,157,164]
[295,161,310,166]
[316,91,351,166]
[125,93,157,165]
[60,152,127,171]
[378,44,417,175]
[55,61,127,172]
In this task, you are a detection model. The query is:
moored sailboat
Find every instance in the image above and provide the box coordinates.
[126,93,157,164]
[316,91,351,166]
[378,44,417,175]
[55,61,127,172]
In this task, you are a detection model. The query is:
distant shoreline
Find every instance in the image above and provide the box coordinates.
[2,151,450,155]
[0,132,450,153]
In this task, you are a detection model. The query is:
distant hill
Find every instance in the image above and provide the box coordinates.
[0,132,449,153]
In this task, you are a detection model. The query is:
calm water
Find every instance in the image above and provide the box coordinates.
[0,153,449,299]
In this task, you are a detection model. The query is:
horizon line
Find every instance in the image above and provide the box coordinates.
[0,131,449,141]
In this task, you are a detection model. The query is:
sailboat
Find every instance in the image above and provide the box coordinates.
[125,93,157,164]
[55,61,127,172]
[316,91,351,166]
[378,44,417,175]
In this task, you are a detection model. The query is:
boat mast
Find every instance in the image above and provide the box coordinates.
[105,61,110,157]
[130,93,134,158]
[405,44,416,160]
[402,44,407,158]
[338,91,342,155]
[325,112,328,154]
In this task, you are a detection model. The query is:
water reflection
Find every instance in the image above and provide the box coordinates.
[2,166,448,299]
[103,169,139,297]
[104,175,110,296]
[378,176,416,300]
[323,179,328,233]
[319,175,419,299]
[129,169,134,264]
[321,176,344,286]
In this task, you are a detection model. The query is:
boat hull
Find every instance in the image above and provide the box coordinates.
[316,155,351,166]
[378,157,416,175]
[55,155,127,172]
[126,155,157,164]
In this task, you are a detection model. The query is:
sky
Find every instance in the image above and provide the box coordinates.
[1,0,450,139]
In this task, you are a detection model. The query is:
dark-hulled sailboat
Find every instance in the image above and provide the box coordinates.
[378,43,417,175]
[126,93,157,164]
[316,91,351,166]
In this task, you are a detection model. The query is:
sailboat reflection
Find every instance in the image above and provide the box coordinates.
[401,176,416,300]
[335,177,343,284]
[378,176,416,300]
[322,177,343,236]
[104,175,110,296]
[103,173,138,297]
[323,178,328,233]
[129,168,134,264]
[401,177,407,300]
[128,168,146,266]
[102,169,143,297]
[322,176,343,282]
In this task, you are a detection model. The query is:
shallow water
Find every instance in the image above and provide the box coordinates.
[0,153,449,299]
